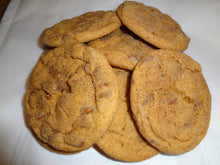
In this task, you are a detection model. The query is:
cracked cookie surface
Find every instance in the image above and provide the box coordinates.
[40,11,121,47]
[117,1,190,51]
[89,28,155,70]
[130,49,211,154]
[96,68,159,162]
[24,43,119,152]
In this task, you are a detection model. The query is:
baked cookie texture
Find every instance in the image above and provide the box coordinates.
[24,43,119,152]
[117,1,190,51]
[130,49,211,154]
[96,68,159,162]
[89,28,156,70]
[40,11,121,47]
[24,0,212,161]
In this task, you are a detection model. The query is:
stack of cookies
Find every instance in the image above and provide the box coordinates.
[24,1,211,162]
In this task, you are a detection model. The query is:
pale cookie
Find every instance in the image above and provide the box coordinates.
[40,11,121,47]
[96,68,159,162]
[89,28,156,70]
[24,43,119,153]
[117,1,190,51]
[130,49,211,154]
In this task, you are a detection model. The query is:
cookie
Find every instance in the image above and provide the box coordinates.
[96,68,159,162]
[40,11,121,47]
[117,1,190,51]
[130,49,211,154]
[24,43,119,152]
[89,28,156,70]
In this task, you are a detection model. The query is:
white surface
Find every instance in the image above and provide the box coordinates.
[0,0,220,164]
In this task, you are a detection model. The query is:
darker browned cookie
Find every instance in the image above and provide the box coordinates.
[130,49,211,154]
[117,1,190,51]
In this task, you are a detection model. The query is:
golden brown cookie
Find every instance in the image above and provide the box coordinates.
[24,43,119,153]
[117,1,190,51]
[96,68,159,162]
[40,11,121,47]
[89,28,156,70]
[130,49,211,154]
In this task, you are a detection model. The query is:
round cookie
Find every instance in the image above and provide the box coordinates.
[40,11,121,47]
[24,43,119,152]
[89,28,156,70]
[130,49,211,154]
[96,68,159,162]
[117,1,190,51]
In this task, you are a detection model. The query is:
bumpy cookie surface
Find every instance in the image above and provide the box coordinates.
[96,68,159,162]
[40,11,121,47]
[25,43,119,152]
[117,1,190,51]
[89,28,155,70]
[130,49,211,154]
